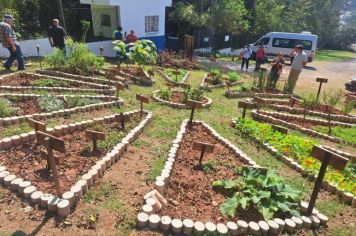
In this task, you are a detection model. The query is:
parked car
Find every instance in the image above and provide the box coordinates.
[250,32,318,62]
[345,77,356,92]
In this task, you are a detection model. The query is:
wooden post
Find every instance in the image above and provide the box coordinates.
[36,131,65,196]
[186,100,203,125]
[316,78,328,101]
[290,97,300,108]
[307,146,348,216]
[136,94,150,118]
[238,101,256,119]
[28,118,46,132]
[193,142,215,165]
[85,130,106,152]
[115,112,130,129]
[225,80,232,92]
[116,82,125,99]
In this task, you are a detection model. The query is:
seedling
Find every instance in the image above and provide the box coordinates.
[36,131,65,196]
[307,145,348,216]
[85,130,106,152]
[186,100,203,124]
[28,118,46,132]
[116,82,125,99]
[181,83,191,89]
[272,125,288,134]
[238,101,256,119]
[316,78,328,101]
[193,141,215,166]
[136,94,149,117]
[115,112,130,129]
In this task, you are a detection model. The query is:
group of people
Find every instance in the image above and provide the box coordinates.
[112,26,138,43]
[239,45,308,93]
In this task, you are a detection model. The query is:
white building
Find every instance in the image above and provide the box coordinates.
[80,0,172,50]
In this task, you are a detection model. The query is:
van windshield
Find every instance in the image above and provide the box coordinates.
[272,38,312,50]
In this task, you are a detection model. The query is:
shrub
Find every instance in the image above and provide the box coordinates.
[183,87,205,103]
[228,72,240,82]
[0,98,18,118]
[209,69,223,85]
[38,96,65,112]
[165,68,186,82]
[157,89,172,101]
[128,40,157,69]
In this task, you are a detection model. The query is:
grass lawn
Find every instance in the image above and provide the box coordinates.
[314,125,356,144]
[315,50,356,62]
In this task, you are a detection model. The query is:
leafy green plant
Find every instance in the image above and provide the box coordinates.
[214,167,301,220]
[31,78,69,87]
[113,40,127,56]
[0,98,18,118]
[157,89,172,101]
[81,20,91,43]
[300,94,318,125]
[182,87,204,103]
[165,68,187,82]
[227,72,240,82]
[322,89,343,134]
[38,96,65,112]
[209,69,223,85]
[202,160,217,173]
[128,40,157,71]
[65,97,102,108]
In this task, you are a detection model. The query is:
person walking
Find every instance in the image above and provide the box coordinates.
[269,52,285,90]
[0,14,25,70]
[48,19,67,51]
[240,45,252,72]
[113,26,123,40]
[284,45,308,93]
[126,30,138,43]
[254,46,266,71]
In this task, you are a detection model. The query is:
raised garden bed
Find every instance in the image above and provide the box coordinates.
[152,90,212,109]
[0,110,152,217]
[225,89,291,99]
[0,93,122,128]
[0,72,114,95]
[156,68,190,86]
[108,67,155,86]
[136,120,328,235]
[233,118,356,207]
[200,73,226,90]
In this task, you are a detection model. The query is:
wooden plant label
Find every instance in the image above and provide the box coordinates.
[36,131,65,196]
[186,100,203,124]
[306,145,348,216]
[28,118,46,132]
[316,77,328,100]
[272,125,288,134]
[193,141,215,165]
[238,101,256,119]
[85,130,106,152]
[116,82,125,98]
[115,112,131,129]
[290,97,300,107]
[225,80,233,91]
[136,94,149,117]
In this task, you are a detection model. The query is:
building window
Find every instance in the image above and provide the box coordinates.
[101,14,111,27]
[145,16,159,33]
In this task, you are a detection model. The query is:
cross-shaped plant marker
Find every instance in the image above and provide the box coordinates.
[186,100,203,124]
[307,145,348,216]
[316,77,328,101]
[238,101,256,119]
[85,130,106,152]
[28,118,46,132]
[36,131,65,196]
[116,82,125,99]
[115,112,131,130]
[136,94,150,117]
[225,80,233,92]
[290,97,300,108]
[193,142,215,165]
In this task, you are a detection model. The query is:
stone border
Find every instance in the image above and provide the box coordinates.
[199,73,226,90]
[258,110,354,128]
[156,68,190,87]
[264,103,356,123]
[0,72,115,95]
[0,93,123,128]
[232,118,356,207]
[0,109,153,217]
[116,68,155,86]
[251,110,356,148]
[151,90,212,109]
[225,90,292,99]
[254,96,291,106]
[136,120,329,235]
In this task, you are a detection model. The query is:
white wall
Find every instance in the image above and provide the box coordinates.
[91,5,119,38]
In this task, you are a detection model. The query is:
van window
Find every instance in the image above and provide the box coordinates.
[272,38,313,50]
[254,37,270,46]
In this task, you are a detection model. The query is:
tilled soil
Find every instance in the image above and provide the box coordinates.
[169,91,208,105]
[0,115,141,195]
[0,75,79,88]
[160,124,265,223]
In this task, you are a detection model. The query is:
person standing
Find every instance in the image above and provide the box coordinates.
[269,52,285,90]
[240,45,252,72]
[284,45,308,93]
[113,26,123,40]
[126,30,138,43]
[48,19,67,51]
[254,46,266,71]
[0,14,25,70]
[289,47,297,65]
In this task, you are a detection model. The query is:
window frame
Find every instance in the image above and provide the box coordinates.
[272,38,313,50]
[145,15,159,33]
[101,14,111,27]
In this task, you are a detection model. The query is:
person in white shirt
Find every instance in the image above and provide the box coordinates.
[284,45,308,93]
[240,45,252,71]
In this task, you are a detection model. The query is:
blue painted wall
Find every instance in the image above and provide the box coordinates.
[140,35,166,51]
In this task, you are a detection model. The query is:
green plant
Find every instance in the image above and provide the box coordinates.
[43,48,65,70]
[113,40,127,56]
[227,72,240,82]
[214,167,301,220]
[31,78,69,87]
[322,89,344,134]
[202,160,217,173]
[341,101,354,115]
[157,89,172,101]
[65,97,102,108]
[128,40,157,71]
[38,96,65,112]
[0,98,18,118]
[81,20,91,43]
[209,69,223,85]
[165,68,186,82]
[190,88,204,101]
[300,93,318,124]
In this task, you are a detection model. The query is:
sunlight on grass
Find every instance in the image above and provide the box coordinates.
[315,50,356,62]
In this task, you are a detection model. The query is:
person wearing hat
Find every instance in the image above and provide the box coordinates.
[284,45,308,93]
[0,14,25,70]
[48,19,68,51]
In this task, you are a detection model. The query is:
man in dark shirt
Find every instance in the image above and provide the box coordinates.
[48,19,67,51]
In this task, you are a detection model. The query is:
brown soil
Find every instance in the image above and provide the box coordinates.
[169,91,208,105]
[0,115,141,195]
[160,124,265,223]
[16,100,41,116]
[0,74,82,88]
[121,67,150,80]
[293,103,346,116]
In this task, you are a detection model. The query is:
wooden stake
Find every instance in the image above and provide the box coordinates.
[136,94,150,117]
[316,78,328,101]
[115,112,130,129]
[28,118,46,132]
[116,82,125,99]
[85,130,106,152]
[290,97,300,108]
[193,142,215,165]
[186,100,203,124]
[238,101,256,119]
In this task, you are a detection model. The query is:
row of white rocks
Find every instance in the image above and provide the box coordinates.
[137,119,327,235]
[0,110,152,217]
[152,90,212,109]
[0,98,122,128]
[233,117,356,208]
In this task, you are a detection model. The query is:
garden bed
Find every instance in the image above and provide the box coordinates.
[225,90,291,99]
[156,68,190,86]
[112,67,155,86]
[200,73,226,90]
[152,90,212,109]
[0,110,152,217]
[137,120,328,235]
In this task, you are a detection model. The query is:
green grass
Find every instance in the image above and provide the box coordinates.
[0,123,32,139]
[315,50,356,62]
[31,78,69,87]
[314,125,356,144]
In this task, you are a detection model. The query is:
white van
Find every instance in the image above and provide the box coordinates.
[250,32,318,62]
